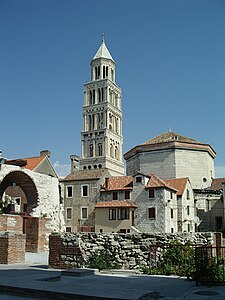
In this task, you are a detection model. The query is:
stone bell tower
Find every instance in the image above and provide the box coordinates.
[79,35,124,176]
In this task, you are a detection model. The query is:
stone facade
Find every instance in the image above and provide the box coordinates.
[132,175,178,234]
[0,164,64,232]
[49,232,218,270]
[96,174,195,234]
[62,168,110,232]
[79,38,124,176]
[124,132,216,190]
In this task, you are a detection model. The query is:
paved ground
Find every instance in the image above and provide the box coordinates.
[0,253,225,299]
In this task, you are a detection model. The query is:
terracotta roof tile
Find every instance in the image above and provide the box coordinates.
[63,169,107,181]
[95,200,137,208]
[142,131,202,146]
[100,176,133,191]
[164,178,189,196]
[144,173,178,192]
[6,156,45,171]
[210,178,225,191]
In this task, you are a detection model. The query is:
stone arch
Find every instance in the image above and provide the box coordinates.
[0,171,38,215]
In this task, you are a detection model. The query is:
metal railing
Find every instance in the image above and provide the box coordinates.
[195,246,225,286]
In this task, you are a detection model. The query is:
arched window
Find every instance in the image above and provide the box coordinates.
[115,146,118,160]
[95,67,98,80]
[115,118,118,133]
[89,115,92,130]
[98,88,101,102]
[92,90,95,104]
[89,145,93,157]
[110,144,114,158]
[92,115,95,130]
[98,144,103,156]
[101,88,104,101]
[103,66,105,78]
[98,114,101,129]
[89,90,92,105]
[97,66,100,79]
[106,66,108,77]
[111,69,114,81]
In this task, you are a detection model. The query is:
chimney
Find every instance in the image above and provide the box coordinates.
[70,155,80,173]
[105,177,109,189]
[40,150,51,158]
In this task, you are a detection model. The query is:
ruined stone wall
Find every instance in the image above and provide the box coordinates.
[0,165,65,232]
[49,232,217,269]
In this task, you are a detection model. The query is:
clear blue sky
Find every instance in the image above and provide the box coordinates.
[1,0,225,177]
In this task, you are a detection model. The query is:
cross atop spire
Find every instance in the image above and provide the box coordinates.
[101,32,105,43]
[92,34,114,62]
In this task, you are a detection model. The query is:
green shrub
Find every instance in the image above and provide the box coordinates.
[87,249,118,270]
[142,241,195,279]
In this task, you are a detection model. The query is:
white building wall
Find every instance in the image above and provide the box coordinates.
[126,148,215,190]
[175,149,214,189]
[126,150,176,178]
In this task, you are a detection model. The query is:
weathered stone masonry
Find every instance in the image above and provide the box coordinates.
[49,232,217,269]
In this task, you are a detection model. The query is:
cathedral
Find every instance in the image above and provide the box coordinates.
[62,37,225,234]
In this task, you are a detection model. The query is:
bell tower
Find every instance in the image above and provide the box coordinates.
[79,35,124,176]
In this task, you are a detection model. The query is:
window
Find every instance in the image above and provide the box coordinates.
[98,144,103,156]
[66,208,72,220]
[67,186,73,198]
[149,188,155,199]
[89,144,93,157]
[170,191,173,199]
[115,146,118,159]
[109,209,116,220]
[15,198,20,205]
[187,205,190,216]
[118,208,129,220]
[171,228,174,233]
[125,190,130,200]
[216,217,223,231]
[188,223,191,232]
[81,207,88,219]
[66,227,72,232]
[136,176,142,183]
[148,207,156,219]
[171,208,174,219]
[82,185,89,197]
[113,191,118,200]
[187,189,190,200]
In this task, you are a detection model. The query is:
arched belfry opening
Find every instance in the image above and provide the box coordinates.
[0,171,38,215]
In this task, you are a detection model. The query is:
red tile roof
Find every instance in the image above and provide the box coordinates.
[210,178,225,191]
[164,178,189,196]
[95,200,137,208]
[124,132,216,160]
[63,169,107,181]
[145,173,178,192]
[6,156,45,171]
[100,176,133,191]
[141,131,201,145]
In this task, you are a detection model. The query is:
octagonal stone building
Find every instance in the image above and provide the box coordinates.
[124,131,216,190]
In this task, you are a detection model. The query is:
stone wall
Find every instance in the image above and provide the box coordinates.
[0,164,64,232]
[49,232,218,269]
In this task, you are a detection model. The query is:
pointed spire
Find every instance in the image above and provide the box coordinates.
[92,34,114,62]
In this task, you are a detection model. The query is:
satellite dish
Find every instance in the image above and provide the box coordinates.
[193,216,200,224]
